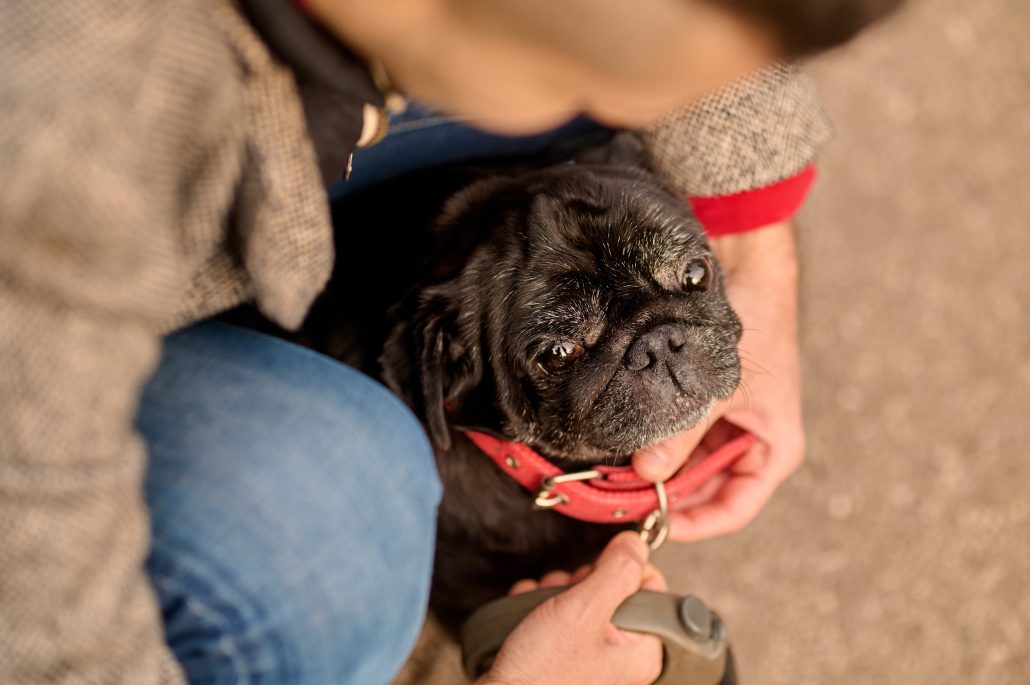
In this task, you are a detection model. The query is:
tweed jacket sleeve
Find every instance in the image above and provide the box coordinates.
[641,63,832,235]
[0,2,250,682]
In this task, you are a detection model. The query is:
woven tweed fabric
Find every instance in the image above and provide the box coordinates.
[0,1,331,682]
[1,3,825,682]
[642,63,832,197]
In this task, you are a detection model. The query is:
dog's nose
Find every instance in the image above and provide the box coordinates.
[624,323,688,372]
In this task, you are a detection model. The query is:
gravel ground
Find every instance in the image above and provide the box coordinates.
[401,1,1030,682]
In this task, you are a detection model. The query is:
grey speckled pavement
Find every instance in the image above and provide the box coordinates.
[396,1,1030,682]
[664,1,1030,683]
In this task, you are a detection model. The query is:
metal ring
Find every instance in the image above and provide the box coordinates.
[544,470,602,486]
[639,481,670,551]
[533,491,569,508]
[532,469,602,510]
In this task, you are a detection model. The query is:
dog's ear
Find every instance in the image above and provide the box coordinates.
[574,131,650,168]
[380,288,481,451]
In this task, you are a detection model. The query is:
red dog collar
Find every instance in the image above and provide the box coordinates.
[458,427,754,525]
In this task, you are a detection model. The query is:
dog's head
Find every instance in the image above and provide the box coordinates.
[381,162,741,462]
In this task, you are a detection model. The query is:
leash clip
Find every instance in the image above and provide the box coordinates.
[533,469,602,509]
[638,481,670,551]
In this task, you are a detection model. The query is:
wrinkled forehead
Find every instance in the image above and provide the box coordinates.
[507,189,709,336]
[523,188,707,280]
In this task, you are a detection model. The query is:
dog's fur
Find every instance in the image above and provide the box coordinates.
[288,144,742,633]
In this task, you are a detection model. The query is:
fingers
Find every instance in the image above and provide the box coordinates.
[570,563,593,584]
[509,570,574,595]
[510,559,661,601]
[539,570,573,588]
[667,424,805,542]
[560,532,649,622]
[670,471,728,510]
[668,470,776,542]
[509,578,539,596]
[509,563,594,596]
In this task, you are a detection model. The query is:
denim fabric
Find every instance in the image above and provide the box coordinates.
[330,103,611,199]
[138,322,440,684]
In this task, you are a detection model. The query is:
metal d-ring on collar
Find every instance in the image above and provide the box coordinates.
[533,469,602,508]
[533,470,671,552]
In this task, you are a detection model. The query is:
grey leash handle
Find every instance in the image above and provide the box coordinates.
[460,587,735,684]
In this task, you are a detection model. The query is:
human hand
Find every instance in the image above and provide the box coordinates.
[631,221,805,542]
[480,532,667,685]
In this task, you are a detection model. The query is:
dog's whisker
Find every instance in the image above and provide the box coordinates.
[735,378,756,411]
[737,350,773,378]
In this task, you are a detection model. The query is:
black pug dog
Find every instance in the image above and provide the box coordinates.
[270,139,743,634]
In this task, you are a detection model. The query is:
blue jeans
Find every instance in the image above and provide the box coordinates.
[139,322,440,684]
[140,107,608,684]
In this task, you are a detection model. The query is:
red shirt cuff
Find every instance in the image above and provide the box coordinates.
[689,164,817,237]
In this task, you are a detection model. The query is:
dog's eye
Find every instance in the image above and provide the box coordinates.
[682,258,712,291]
[536,341,585,374]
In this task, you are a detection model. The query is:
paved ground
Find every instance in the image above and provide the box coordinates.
[671,1,1030,682]
[403,1,1030,682]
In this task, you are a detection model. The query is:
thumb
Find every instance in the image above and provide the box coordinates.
[634,400,730,481]
[561,532,649,622]
[633,418,709,481]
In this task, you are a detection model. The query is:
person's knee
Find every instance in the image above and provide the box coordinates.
[144,322,442,517]
[305,359,443,515]
[143,324,441,682]
[151,511,436,684]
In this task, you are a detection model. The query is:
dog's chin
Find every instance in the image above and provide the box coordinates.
[531,399,715,465]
